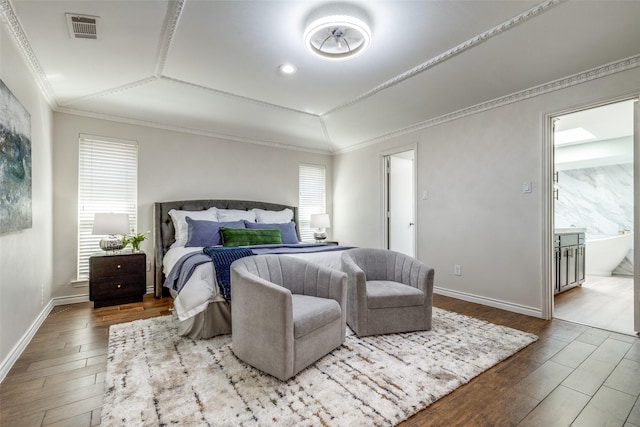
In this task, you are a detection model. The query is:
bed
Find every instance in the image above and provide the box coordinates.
[154,199,349,339]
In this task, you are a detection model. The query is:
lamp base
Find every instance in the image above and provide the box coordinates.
[99,236,124,251]
[313,231,327,242]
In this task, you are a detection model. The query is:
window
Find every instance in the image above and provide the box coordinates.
[299,164,326,242]
[77,136,138,279]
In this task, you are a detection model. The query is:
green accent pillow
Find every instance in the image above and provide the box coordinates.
[220,227,282,246]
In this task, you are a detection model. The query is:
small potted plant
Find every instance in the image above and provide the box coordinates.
[122,230,150,252]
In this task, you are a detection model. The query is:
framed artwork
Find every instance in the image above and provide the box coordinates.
[0,78,32,233]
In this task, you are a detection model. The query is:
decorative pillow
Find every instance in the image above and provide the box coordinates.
[244,220,298,244]
[168,207,218,248]
[185,218,245,247]
[217,209,257,222]
[220,227,282,247]
[252,208,294,224]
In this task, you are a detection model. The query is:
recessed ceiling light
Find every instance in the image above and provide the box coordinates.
[278,63,297,75]
[554,127,596,146]
[303,15,371,61]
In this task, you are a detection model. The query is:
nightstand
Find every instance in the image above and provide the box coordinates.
[89,252,146,308]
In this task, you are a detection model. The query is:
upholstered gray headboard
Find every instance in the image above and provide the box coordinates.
[153,199,299,297]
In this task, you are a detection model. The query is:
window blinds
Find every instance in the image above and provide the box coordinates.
[77,137,138,279]
[298,164,326,242]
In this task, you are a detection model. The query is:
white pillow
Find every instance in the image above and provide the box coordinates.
[252,208,294,224]
[217,208,256,222]
[169,207,218,248]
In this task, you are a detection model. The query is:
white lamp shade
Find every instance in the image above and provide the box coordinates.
[92,213,130,235]
[310,213,331,229]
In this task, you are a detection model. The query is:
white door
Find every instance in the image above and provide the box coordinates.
[387,151,415,257]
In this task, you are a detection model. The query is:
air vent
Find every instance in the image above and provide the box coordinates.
[66,13,98,39]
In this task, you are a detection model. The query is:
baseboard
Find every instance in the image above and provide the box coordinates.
[434,286,542,318]
[0,289,160,383]
[0,299,54,383]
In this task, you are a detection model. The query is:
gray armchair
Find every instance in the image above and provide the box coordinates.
[230,255,347,381]
[341,248,435,337]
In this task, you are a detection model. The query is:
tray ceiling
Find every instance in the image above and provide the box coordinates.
[4,0,640,153]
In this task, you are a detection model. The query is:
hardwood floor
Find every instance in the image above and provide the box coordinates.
[1,293,639,426]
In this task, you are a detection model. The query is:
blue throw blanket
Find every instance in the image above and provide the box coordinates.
[202,247,254,303]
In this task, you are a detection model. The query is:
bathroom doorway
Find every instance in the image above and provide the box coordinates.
[551,99,638,335]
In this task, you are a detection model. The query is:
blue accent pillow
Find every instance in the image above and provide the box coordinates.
[185,218,245,247]
[244,220,299,244]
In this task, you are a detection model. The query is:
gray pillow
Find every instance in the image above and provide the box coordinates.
[244,220,299,244]
[185,218,245,247]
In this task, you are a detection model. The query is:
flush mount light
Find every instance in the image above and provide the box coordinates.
[303,15,371,61]
[278,63,297,75]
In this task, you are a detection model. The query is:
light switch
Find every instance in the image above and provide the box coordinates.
[522,181,532,193]
[422,191,429,200]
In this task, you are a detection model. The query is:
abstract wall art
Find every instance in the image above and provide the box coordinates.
[0,78,32,233]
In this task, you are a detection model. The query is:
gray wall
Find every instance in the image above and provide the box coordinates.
[333,67,640,317]
[0,24,54,372]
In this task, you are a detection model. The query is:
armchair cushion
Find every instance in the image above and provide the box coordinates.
[292,295,341,339]
[366,280,425,309]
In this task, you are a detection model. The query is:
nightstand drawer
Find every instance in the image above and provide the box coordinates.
[90,279,144,299]
[90,255,145,278]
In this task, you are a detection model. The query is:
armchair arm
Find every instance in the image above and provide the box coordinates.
[394,253,435,296]
[230,265,294,379]
[341,252,369,333]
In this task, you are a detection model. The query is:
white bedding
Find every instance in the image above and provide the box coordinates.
[164,246,347,321]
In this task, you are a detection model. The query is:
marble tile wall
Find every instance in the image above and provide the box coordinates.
[555,163,633,275]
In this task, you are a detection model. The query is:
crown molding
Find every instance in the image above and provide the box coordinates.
[0,0,57,107]
[154,0,184,76]
[324,0,562,116]
[336,54,640,155]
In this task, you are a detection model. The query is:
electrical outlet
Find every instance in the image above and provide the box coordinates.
[454,264,461,276]
[146,261,151,272]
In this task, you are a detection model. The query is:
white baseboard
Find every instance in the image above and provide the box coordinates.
[434,286,543,319]
[0,299,54,383]
[0,289,161,383]
[0,293,90,383]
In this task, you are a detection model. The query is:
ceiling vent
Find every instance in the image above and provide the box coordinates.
[66,13,99,39]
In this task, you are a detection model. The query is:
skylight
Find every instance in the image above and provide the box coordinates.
[554,127,595,146]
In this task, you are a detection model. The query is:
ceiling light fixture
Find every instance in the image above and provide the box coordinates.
[303,15,371,61]
[278,63,297,75]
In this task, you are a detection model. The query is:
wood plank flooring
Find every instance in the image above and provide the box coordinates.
[1,294,639,427]
[555,274,635,335]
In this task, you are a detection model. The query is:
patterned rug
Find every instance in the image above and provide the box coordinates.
[102,307,537,426]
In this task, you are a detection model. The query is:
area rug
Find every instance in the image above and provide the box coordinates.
[102,307,537,426]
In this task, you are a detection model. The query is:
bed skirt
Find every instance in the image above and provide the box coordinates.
[170,290,232,339]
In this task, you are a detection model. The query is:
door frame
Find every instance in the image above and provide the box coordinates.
[542,94,640,330]
[381,144,418,258]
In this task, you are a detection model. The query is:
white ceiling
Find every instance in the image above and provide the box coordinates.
[5,0,640,153]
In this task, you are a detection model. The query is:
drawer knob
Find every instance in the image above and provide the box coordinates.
[116,264,122,269]
[117,284,122,289]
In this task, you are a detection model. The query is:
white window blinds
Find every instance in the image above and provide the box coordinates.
[299,164,326,242]
[77,136,138,279]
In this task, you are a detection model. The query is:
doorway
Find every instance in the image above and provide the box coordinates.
[551,99,638,335]
[384,149,416,257]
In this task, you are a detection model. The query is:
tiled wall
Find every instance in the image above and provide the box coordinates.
[555,163,633,275]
